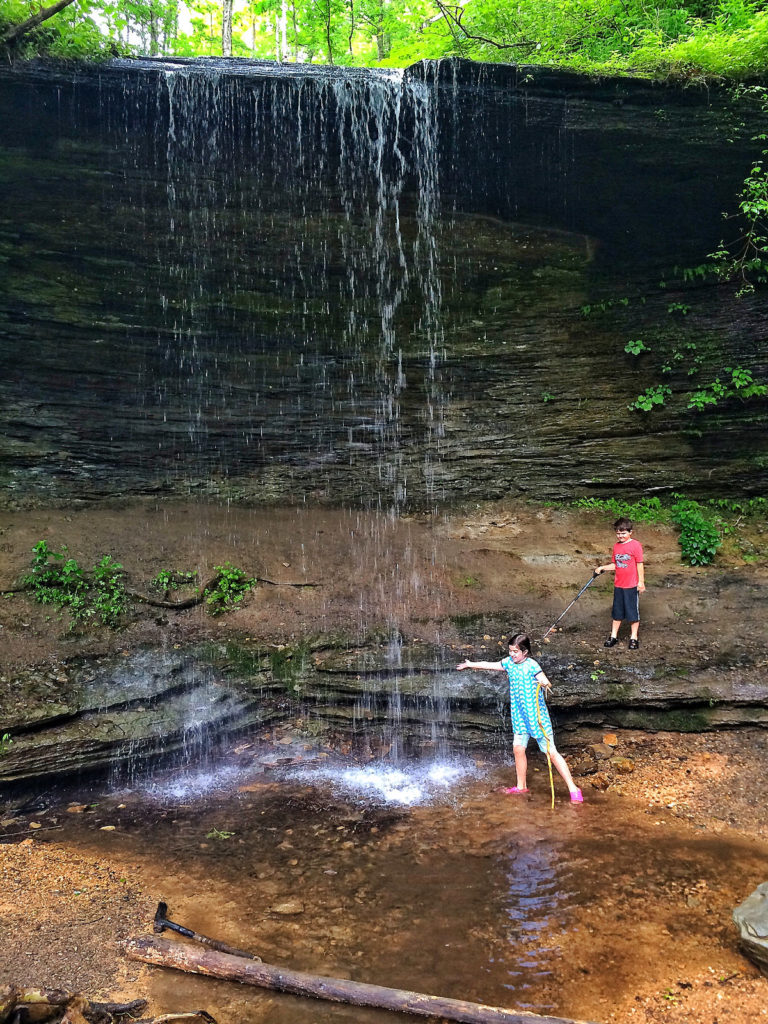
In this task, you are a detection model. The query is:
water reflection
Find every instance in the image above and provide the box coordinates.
[501,835,564,1009]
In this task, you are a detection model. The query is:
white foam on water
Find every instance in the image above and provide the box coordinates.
[123,763,246,802]
[294,759,481,805]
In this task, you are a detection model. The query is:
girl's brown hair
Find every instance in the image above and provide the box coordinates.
[508,633,531,655]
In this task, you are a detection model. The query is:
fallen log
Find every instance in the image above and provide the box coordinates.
[126,936,597,1024]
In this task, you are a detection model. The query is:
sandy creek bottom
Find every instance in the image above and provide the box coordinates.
[32,746,766,1024]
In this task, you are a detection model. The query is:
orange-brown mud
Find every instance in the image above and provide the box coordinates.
[1,500,767,1023]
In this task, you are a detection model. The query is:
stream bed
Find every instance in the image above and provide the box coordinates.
[7,745,766,1024]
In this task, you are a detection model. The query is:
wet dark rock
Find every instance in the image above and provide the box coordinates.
[0,648,285,786]
[0,59,766,509]
[733,882,768,977]
[2,631,767,789]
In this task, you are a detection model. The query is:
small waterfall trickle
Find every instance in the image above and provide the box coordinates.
[144,59,448,512]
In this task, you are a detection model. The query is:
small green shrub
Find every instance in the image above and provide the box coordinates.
[670,499,722,566]
[151,569,198,592]
[90,555,129,627]
[687,365,768,410]
[573,496,664,522]
[206,827,235,840]
[205,563,255,616]
[0,733,12,757]
[22,541,90,620]
[624,339,648,355]
[629,384,671,412]
[21,541,128,627]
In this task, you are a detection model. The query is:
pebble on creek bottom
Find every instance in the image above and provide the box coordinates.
[269,900,305,915]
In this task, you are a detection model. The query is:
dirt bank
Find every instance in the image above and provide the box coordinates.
[1,498,766,669]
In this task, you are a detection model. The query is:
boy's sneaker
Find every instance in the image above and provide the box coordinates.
[603,637,619,648]
[629,638,640,650]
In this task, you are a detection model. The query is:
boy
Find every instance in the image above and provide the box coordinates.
[595,517,645,649]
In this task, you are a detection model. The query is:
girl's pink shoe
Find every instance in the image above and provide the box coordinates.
[502,786,530,795]
[570,788,584,803]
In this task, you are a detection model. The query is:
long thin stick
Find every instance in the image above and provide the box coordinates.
[126,936,597,1024]
[541,573,598,640]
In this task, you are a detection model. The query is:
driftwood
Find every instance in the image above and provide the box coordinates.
[126,936,596,1024]
[128,572,319,610]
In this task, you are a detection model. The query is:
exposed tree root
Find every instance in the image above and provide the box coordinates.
[0,987,215,1024]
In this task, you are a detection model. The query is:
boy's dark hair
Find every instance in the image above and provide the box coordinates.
[508,633,531,655]
[613,517,634,532]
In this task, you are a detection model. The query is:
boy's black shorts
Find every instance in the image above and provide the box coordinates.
[612,586,639,623]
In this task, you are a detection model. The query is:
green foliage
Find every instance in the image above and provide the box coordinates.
[687,364,768,409]
[581,297,629,316]
[22,541,90,621]
[628,384,671,412]
[670,497,722,565]
[572,494,727,566]
[90,554,129,627]
[205,562,255,616]
[706,86,768,294]
[206,826,235,840]
[706,495,767,517]
[573,496,666,523]
[0,733,12,757]
[21,541,129,627]
[4,0,767,78]
[571,494,766,567]
[17,542,259,624]
[1,0,129,59]
[624,339,648,355]
[151,568,198,592]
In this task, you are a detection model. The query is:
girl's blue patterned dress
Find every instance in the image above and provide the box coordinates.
[501,656,553,740]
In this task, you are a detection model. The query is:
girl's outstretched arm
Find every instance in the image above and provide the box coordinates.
[456,660,504,671]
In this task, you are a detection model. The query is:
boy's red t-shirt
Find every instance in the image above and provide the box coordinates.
[612,539,644,588]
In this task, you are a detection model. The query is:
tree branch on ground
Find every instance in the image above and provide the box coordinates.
[1,0,79,45]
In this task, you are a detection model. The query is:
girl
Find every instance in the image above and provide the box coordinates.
[457,632,583,802]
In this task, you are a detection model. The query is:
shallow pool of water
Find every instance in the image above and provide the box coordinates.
[39,756,768,1024]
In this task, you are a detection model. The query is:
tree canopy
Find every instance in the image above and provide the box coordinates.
[1,0,767,79]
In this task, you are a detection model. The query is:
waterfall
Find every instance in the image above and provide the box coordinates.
[108,56,448,512]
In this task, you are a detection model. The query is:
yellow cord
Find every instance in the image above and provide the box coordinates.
[536,681,555,810]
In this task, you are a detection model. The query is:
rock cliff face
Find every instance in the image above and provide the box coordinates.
[3,630,767,787]
[0,57,766,509]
